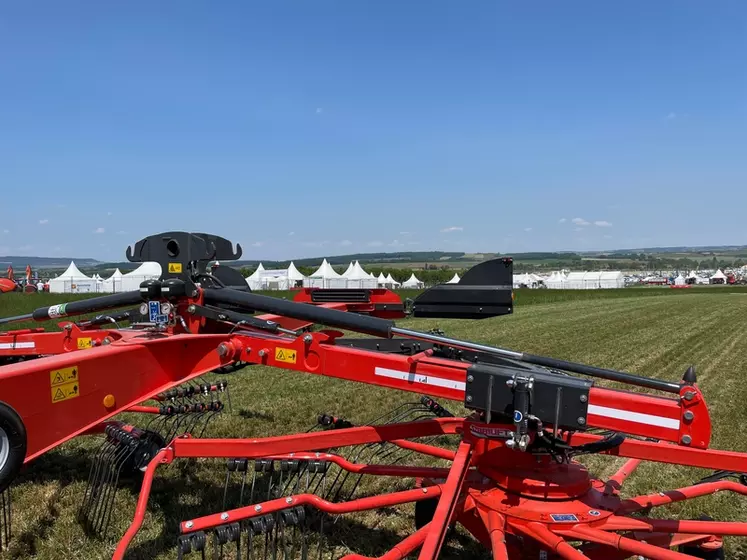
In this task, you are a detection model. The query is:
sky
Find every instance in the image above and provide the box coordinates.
[1,1,746,261]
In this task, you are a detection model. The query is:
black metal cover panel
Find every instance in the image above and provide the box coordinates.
[465,363,592,430]
[310,289,370,303]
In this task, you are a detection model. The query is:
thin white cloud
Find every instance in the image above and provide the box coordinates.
[367,240,383,247]
[16,245,33,252]
[524,227,533,232]
[338,240,352,247]
[572,218,590,226]
[288,231,295,236]
[39,219,49,225]
[399,231,412,235]
[251,241,263,247]
[558,218,567,224]
[666,112,676,120]
[107,211,113,216]
[316,108,323,114]
[302,241,329,248]
[574,227,584,232]
[594,220,612,227]
[116,230,127,235]
[440,226,463,233]
[603,234,613,239]
[1,229,8,234]
[93,227,105,234]
[389,240,404,247]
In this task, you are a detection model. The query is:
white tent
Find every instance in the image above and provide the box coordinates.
[246,263,265,290]
[447,273,460,284]
[564,272,588,290]
[303,259,347,288]
[345,261,378,289]
[258,269,290,291]
[385,273,401,287]
[402,273,423,289]
[121,262,162,292]
[377,272,387,287]
[286,262,306,287]
[100,268,124,293]
[341,262,355,278]
[48,261,97,294]
[710,269,727,284]
[674,274,686,286]
[599,271,625,289]
[545,271,567,290]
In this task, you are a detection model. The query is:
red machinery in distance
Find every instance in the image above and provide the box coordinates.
[0,231,746,560]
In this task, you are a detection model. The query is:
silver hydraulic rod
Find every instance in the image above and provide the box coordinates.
[392,327,523,359]
[391,327,681,394]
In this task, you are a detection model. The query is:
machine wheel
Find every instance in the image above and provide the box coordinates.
[0,402,27,493]
[415,497,439,530]
[679,515,725,560]
[415,496,456,536]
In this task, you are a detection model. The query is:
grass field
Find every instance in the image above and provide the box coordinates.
[2,287,747,558]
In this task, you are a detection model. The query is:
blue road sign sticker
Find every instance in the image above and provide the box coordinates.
[148,301,161,322]
[550,514,579,523]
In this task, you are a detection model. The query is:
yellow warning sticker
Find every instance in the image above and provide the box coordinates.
[168,262,183,273]
[275,347,297,364]
[50,366,79,387]
[77,337,93,350]
[51,381,80,403]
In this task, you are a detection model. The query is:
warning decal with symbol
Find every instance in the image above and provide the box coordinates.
[168,262,183,273]
[77,337,93,350]
[275,347,297,364]
[51,381,80,403]
[50,366,78,387]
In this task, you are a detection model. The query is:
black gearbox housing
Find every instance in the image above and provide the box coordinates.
[464,362,592,431]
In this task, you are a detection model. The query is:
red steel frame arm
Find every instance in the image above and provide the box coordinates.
[227,330,711,447]
[0,323,122,357]
[0,331,237,462]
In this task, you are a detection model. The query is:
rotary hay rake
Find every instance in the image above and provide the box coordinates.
[0,231,746,560]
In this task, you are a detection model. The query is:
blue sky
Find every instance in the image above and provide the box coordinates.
[1,1,746,261]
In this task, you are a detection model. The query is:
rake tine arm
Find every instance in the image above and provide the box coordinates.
[253,452,454,480]
[113,447,172,560]
[605,458,641,492]
[180,485,443,534]
[389,437,455,461]
[616,479,747,514]
[339,522,432,560]
[487,512,509,560]
[509,522,589,560]
[418,440,473,560]
[169,417,462,459]
[568,432,747,472]
[555,526,694,560]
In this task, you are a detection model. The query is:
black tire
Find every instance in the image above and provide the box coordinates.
[679,515,725,560]
[0,401,27,493]
[415,497,439,530]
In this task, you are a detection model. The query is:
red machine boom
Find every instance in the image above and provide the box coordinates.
[0,231,745,560]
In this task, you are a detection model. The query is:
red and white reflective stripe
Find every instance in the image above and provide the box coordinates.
[0,341,35,350]
[588,404,680,430]
[374,367,466,392]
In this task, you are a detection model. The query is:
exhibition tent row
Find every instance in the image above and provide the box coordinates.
[515,271,626,289]
[47,262,162,294]
[245,259,435,290]
[46,259,435,293]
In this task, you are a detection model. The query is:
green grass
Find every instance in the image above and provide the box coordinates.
[2,287,747,558]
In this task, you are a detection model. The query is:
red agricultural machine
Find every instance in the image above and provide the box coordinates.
[0,231,746,559]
